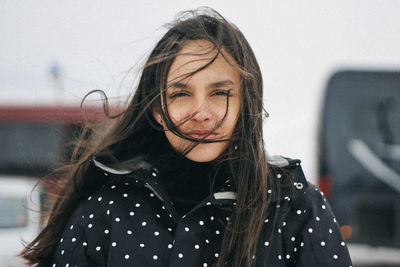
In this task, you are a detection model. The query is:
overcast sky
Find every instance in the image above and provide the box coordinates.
[1,0,400,180]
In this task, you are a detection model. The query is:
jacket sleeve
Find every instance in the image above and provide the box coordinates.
[50,200,111,267]
[50,181,149,267]
[295,183,353,267]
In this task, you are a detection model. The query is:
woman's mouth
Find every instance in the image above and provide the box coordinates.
[187,130,217,140]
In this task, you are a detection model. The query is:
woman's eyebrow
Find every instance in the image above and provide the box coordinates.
[167,79,235,90]
[168,82,188,89]
[208,80,234,89]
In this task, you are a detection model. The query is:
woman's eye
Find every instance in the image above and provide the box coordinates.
[213,90,232,97]
[170,92,189,98]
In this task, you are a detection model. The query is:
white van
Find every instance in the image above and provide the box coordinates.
[0,177,41,266]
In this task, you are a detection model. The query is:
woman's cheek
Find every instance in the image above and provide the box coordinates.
[169,112,184,124]
[172,108,191,124]
[167,102,185,121]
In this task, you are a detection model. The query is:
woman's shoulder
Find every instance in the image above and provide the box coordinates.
[62,180,139,233]
[70,156,162,224]
[267,155,308,202]
[267,155,335,219]
[267,155,352,265]
[268,154,328,203]
[67,156,156,223]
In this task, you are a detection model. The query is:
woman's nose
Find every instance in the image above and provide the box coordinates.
[191,102,212,122]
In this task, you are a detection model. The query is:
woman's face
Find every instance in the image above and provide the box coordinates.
[154,40,241,162]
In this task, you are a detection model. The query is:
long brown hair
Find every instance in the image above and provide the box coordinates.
[21,7,276,266]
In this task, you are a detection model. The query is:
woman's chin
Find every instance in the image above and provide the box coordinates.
[184,142,228,162]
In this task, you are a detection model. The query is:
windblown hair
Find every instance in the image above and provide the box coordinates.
[21,7,277,266]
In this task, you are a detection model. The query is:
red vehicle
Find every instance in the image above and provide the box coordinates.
[0,105,117,266]
[0,105,115,200]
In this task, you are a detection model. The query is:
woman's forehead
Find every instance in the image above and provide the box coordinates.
[167,40,239,84]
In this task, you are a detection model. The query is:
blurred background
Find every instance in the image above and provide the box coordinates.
[1,1,399,266]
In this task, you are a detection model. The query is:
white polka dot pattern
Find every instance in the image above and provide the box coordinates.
[49,158,352,266]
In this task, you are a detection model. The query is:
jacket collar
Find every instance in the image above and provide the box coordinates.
[91,154,308,204]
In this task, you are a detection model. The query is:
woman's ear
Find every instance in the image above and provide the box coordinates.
[152,106,163,125]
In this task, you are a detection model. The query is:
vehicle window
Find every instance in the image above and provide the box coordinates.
[0,122,64,175]
[348,96,400,161]
[375,98,400,162]
[324,77,400,182]
[0,197,28,228]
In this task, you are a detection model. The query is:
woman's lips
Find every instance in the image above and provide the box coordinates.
[187,130,217,140]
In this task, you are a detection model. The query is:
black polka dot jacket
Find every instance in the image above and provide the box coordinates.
[51,155,353,266]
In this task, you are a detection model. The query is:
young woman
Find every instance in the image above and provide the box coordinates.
[21,8,352,267]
